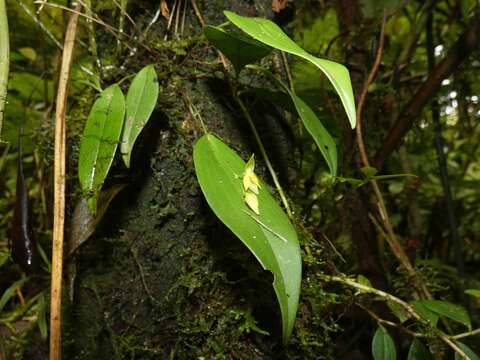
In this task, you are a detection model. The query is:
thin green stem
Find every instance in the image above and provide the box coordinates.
[452,328,480,340]
[234,93,293,218]
[0,0,9,140]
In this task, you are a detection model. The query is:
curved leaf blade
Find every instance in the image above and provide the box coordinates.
[455,342,480,360]
[121,64,159,168]
[372,326,397,360]
[203,25,271,74]
[421,300,471,330]
[78,84,125,214]
[287,89,337,176]
[193,134,301,343]
[408,339,433,360]
[411,300,439,327]
[254,70,337,176]
[224,10,356,129]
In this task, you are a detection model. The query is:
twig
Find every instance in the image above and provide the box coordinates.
[0,0,9,140]
[83,0,99,69]
[322,275,471,360]
[375,16,480,167]
[355,14,430,299]
[357,303,423,338]
[50,4,81,360]
[280,51,294,92]
[181,0,188,36]
[356,14,385,169]
[191,0,205,26]
[451,328,480,340]
[34,1,140,53]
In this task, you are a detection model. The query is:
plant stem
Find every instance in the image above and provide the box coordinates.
[452,328,480,340]
[50,4,81,360]
[355,14,431,299]
[321,275,471,359]
[0,0,9,140]
[234,93,293,218]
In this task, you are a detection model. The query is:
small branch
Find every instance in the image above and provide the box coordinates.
[50,4,81,360]
[191,0,205,26]
[357,303,424,339]
[375,16,480,167]
[322,275,471,360]
[451,328,480,340]
[355,15,430,299]
[0,0,9,140]
[356,13,385,167]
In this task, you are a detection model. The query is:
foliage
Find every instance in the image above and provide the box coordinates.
[372,326,397,360]
[120,64,159,168]
[0,0,479,359]
[78,84,125,214]
[193,133,301,343]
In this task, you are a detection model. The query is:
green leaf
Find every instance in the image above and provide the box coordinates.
[387,301,410,323]
[455,342,480,360]
[36,292,48,339]
[255,69,337,177]
[408,339,433,360]
[248,87,297,114]
[193,134,301,344]
[411,300,439,327]
[421,300,471,330]
[286,89,337,177]
[78,84,126,215]
[360,166,378,178]
[224,11,356,129]
[0,277,29,313]
[121,64,159,168]
[465,289,480,298]
[357,274,372,287]
[372,326,397,360]
[203,25,271,75]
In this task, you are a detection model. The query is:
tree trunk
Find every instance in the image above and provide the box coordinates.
[58,1,325,359]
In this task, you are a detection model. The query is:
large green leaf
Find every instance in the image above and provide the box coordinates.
[465,289,480,298]
[203,25,271,75]
[411,300,439,327]
[455,342,480,360]
[421,300,471,330]
[284,86,337,176]
[407,339,433,360]
[78,84,125,214]
[372,326,397,360]
[250,68,337,176]
[224,11,356,129]
[121,64,159,167]
[193,134,301,343]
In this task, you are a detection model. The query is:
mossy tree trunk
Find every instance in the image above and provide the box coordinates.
[58,1,320,359]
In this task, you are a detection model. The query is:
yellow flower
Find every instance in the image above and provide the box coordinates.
[243,155,261,194]
[244,192,259,215]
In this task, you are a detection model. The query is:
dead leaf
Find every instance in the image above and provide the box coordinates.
[67,184,126,256]
[160,0,170,19]
[272,0,289,13]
